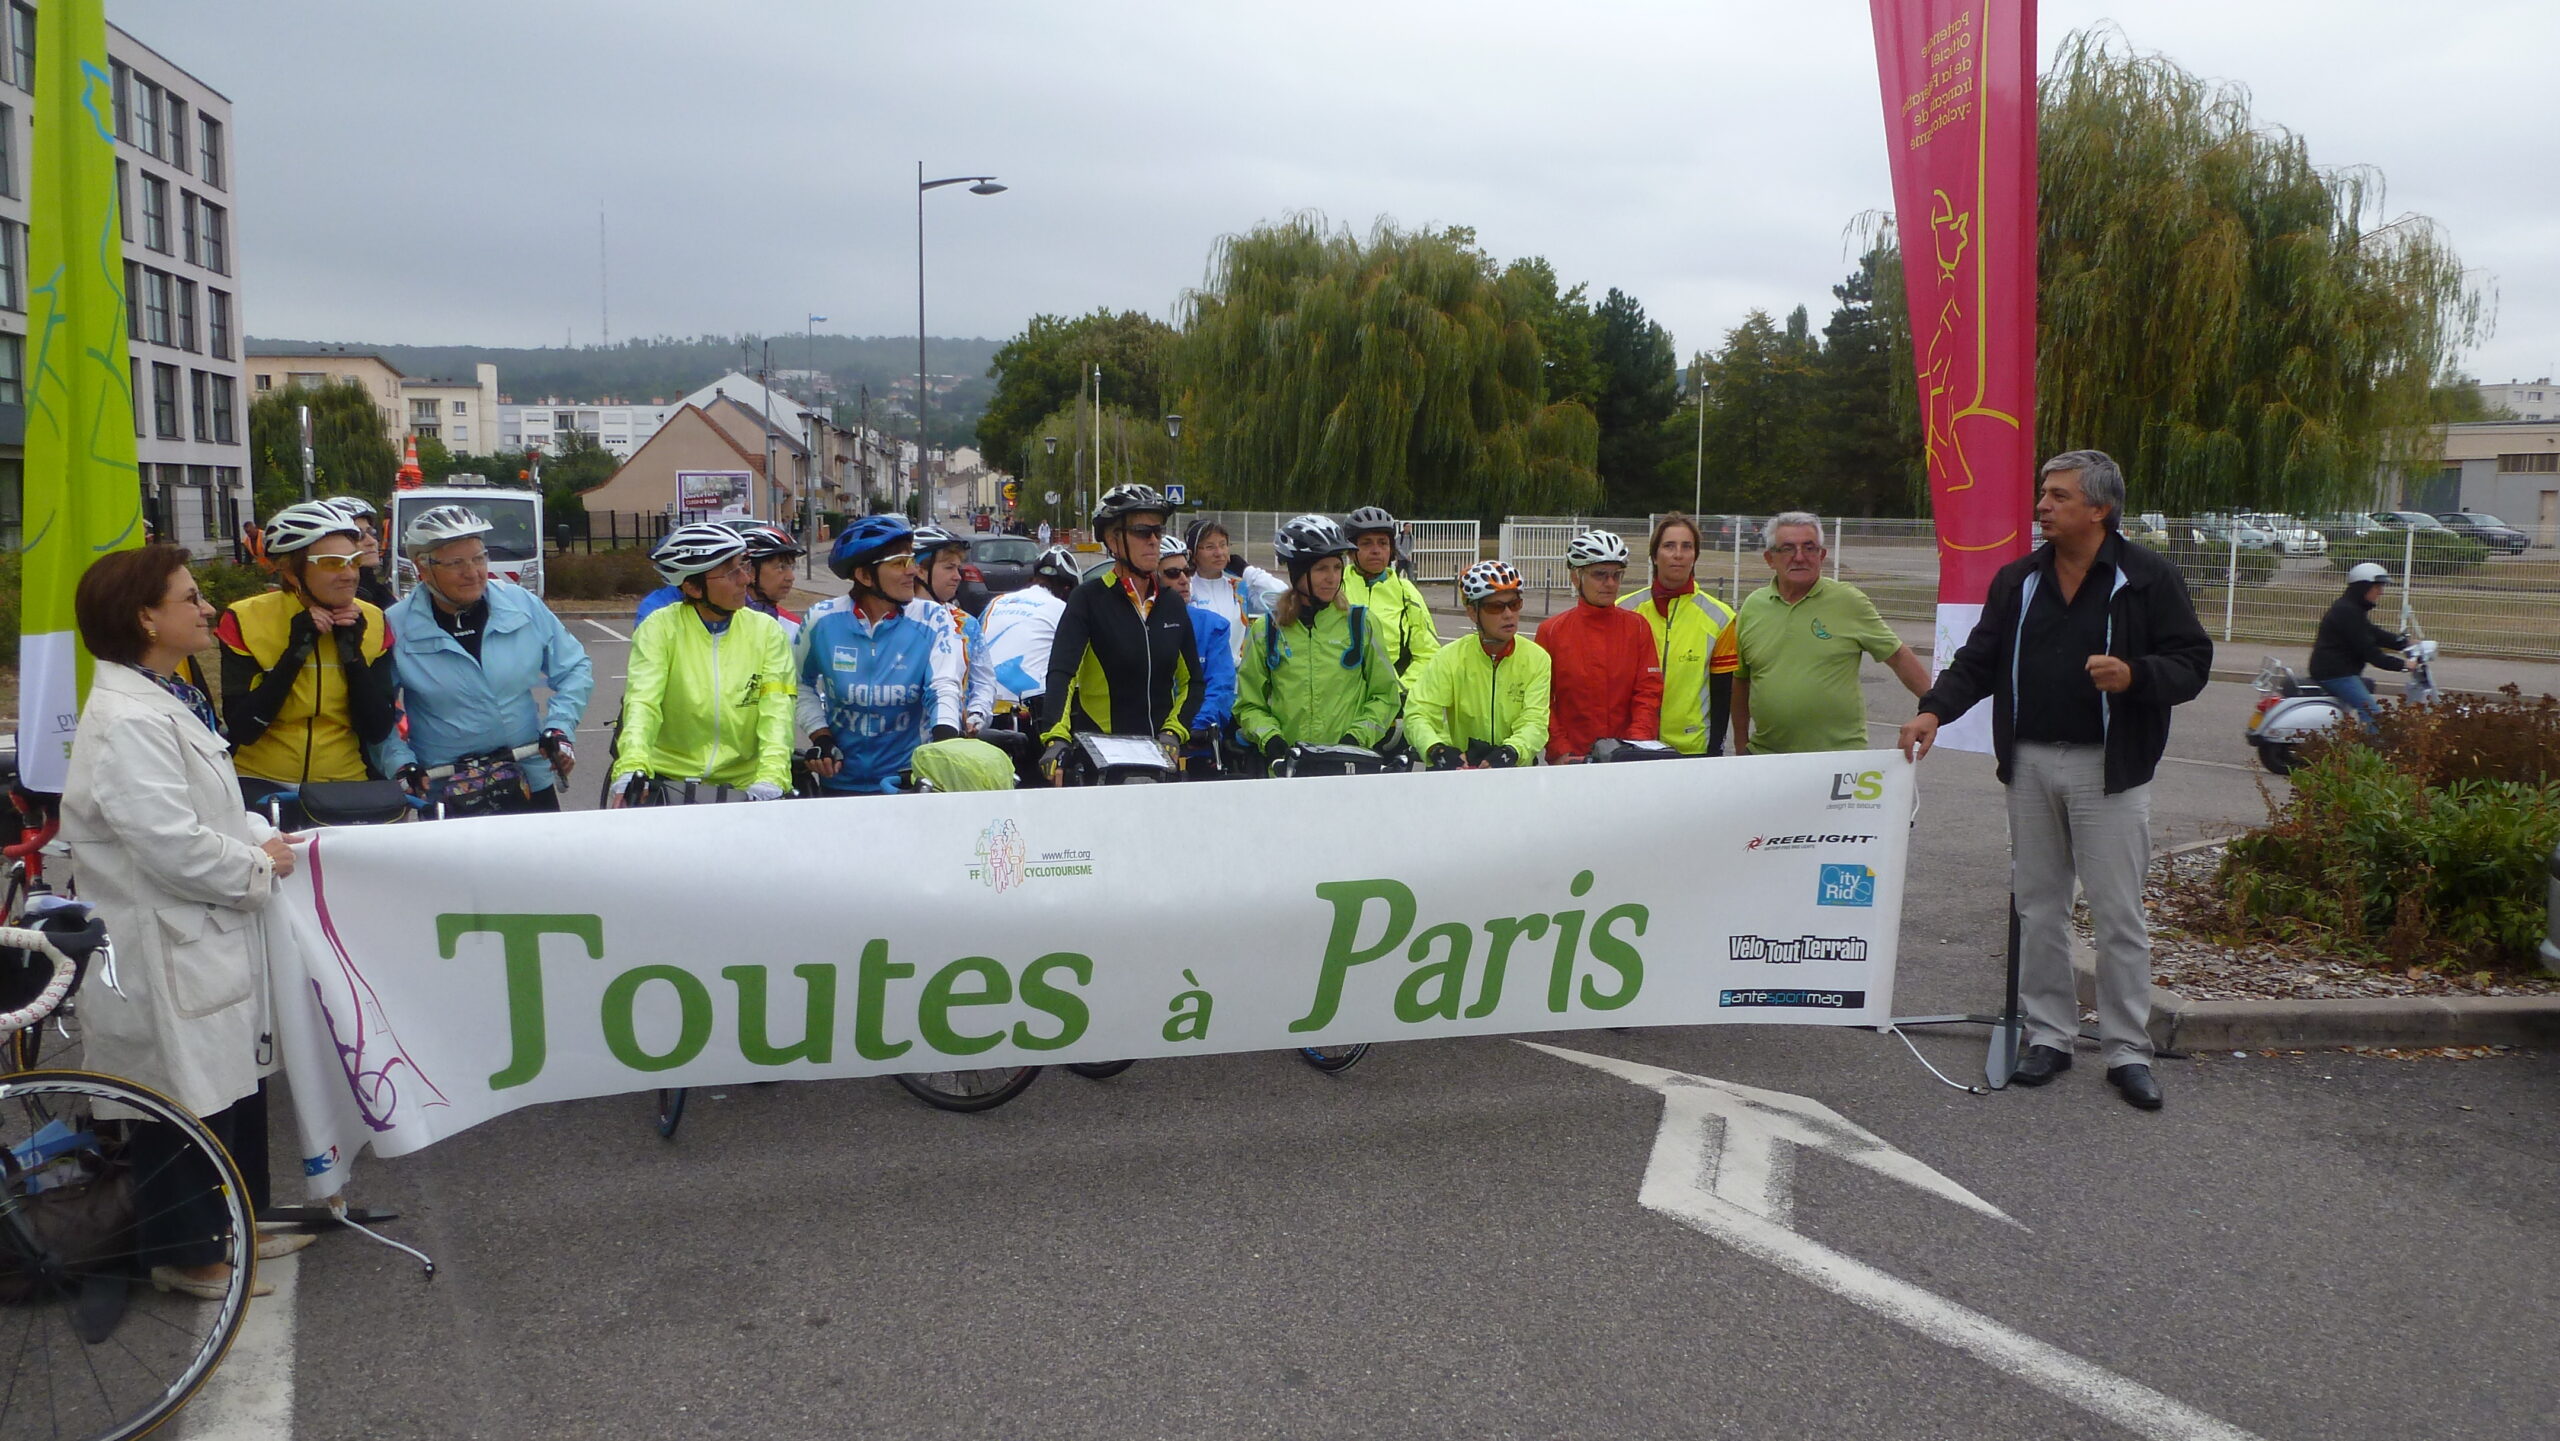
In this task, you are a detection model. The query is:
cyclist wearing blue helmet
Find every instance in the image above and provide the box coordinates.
[795,514,964,793]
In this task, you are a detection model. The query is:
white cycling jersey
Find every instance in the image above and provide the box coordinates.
[978,586,1066,709]
[1188,565,1285,665]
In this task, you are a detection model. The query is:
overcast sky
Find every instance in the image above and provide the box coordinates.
[116,0,2557,384]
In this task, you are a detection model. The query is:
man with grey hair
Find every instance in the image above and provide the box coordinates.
[1731,511,1933,754]
[1899,449,2213,1110]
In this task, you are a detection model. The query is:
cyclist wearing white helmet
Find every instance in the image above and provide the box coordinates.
[1152,535,1239,766]
[1340,505,1441,677]
[1181,519,1286,665]
[325,495,395,609]
[1038,484,1203,774]
[217,501,399,825]
[1536,528,1663,761]
[977,543,1078,727]
[1405,560,1550,769]
[1233,514,1400,770]
[609,522,796,805]
[635,518,806,638]
[909,523,995,734]
[2308,560,2409,734]
[372,504,594,811]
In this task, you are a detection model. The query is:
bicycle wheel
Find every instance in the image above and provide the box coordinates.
[1297,1044,1370,1074]
[1064,1060,1135,1079]
[890,1067,1041,1113]
[654,1088,687,1140]
[0,1069,256,1441]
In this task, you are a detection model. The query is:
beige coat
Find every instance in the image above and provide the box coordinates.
[59,663,280,1118]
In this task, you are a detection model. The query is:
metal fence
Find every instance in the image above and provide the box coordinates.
[1186,510,1479,593]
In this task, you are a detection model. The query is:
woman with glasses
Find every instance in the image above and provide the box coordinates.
[1150,536,1238,774]
[1181,519,1285,666]
[372,504,595,813]
[1036,485,1203,776]
[608,523,797,805]
[217,500,399,828]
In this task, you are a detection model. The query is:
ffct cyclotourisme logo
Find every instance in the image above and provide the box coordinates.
[972,820,1029,893]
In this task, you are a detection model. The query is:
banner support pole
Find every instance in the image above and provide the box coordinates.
[1882,893,2023,1089]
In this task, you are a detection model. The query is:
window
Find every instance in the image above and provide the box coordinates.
[123,260,140,339]
[410,398,439,423]
[285,370,324,389]
[115,159,130,240]
[8,5,31,97]
[208,289,231,359]
[210,374,236,443]
[452,400,468,415]
[190,369,210,440]
[133,79,161,157]
[198,115,223,189]
[0,104,13,197]
[151,363,178,437]
[165,96,188,172]
[141,174,168,252]
[111,61,130,140]
[201,202,227,274]
[0,459,20,549]
[0,331,20,406]
[0,220,18,313]
[181,192,197,264]
[2497,453,2560,474]
[173,279,196,351]
[253,372,271,392]
[142,269,170,345]
[191,466,215,540]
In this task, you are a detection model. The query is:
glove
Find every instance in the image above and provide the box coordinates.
[1039,740,1071,779]
[1337,733,1363,747]
[1262,736,1291,763]
[929,724,960,744]
[805,730,841,761]
[1426,745,1462,772]
[539,729,575,777]
[743,781,786,802]
[1488,745,1520,769]
[394,764,429,796]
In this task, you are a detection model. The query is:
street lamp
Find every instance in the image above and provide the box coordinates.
[917,163,1006,517]
[1164,414,1182,508]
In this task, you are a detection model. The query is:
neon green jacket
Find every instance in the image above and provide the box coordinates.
[1403,634,1551,757]
[1341,566,1442,676]
[1235,602,1402,749]
[617,602,796,790]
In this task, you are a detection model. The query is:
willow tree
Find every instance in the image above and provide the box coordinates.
[1174,215,1599,517]
[2036,28,2484,513]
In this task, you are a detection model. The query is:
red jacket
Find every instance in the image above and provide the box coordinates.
[1535,601,1663,760]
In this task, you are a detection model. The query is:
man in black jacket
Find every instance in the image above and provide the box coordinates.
[2307,562,2406,735]
[1898,450,2213,1111]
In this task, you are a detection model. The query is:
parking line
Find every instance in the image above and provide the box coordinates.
[179,1251,298,1439]
[581,618,630,642]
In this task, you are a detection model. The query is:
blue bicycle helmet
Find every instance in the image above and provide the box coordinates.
[829,514,914,579]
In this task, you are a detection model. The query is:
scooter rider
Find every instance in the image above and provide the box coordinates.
[1536,529,1663,761]
[797,515,963,794]
[1038,484,1202,776]
[1340,505,1441,678]
[609,523,797,805]
[2308,562,2409,735]
[1405,560,1551,769]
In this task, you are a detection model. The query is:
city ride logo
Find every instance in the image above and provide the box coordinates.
[968,820,1096,893]
[1745,832,1877,852]
[1818,863,1876,907]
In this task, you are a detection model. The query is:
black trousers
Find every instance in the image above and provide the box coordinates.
[131,1079,271,1270]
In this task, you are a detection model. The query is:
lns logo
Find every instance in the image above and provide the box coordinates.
[1829,770,1884,803]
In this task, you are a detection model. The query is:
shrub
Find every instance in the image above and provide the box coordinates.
[2329,529,2486,580]
[543,547,658,601]
[2156,537,2277,589]
[2220,699,2560,972]
[193,559,272,610]
[0,550,19,657]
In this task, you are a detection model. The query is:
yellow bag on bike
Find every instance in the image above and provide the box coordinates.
[908,738,1017,793]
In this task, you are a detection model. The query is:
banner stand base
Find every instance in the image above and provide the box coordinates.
[1881,894,2025,1089]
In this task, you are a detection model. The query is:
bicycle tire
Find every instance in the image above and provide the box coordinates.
[0,1068,256,1441]
[654,1088,687,1140]
[1297,1044,1370,1074]
[1064,1060,1135,1079]
[890,1067,1040,1113]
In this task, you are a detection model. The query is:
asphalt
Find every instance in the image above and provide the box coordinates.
[224,607,2558,1440]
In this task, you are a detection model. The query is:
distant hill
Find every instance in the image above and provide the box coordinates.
[245,333,1003,444]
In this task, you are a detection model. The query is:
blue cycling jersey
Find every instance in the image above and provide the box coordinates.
[634,585,683,628]
[796,603,951,792]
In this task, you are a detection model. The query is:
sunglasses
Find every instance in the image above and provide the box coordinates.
[301,553,364,571]
[1124,525,1166,542]
[1157,566,1192,579]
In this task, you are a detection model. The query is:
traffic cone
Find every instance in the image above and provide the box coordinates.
[396,435,424,490]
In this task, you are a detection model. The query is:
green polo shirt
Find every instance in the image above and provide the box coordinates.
[1735,576,1903,754]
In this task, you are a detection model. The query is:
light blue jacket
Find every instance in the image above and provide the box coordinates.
[370,579,595,793]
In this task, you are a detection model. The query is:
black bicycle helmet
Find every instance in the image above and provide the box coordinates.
[1343,505,1397,539]
[726,520,806,561]
[1091,483,1170,533]
[1273,513,1354,571]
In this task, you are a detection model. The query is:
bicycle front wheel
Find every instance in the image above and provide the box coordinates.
[1297,1044,1370,1074]
[890,1067,1041,1113]
[654,1088,688,1140]
[0,1069,256,1441]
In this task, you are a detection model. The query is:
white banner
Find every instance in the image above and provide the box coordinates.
[272,750,1915,1195]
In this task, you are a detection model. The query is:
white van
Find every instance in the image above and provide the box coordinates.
[389,479,546,597]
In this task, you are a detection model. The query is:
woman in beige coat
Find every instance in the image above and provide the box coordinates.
[60,546,311,1299]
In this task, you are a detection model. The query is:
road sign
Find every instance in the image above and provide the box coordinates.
[1043,490,1061,505]
[1166,484,1188,505]
[1002,480,1021,504]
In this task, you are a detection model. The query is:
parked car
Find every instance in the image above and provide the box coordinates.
[2309,512,2384,543]
[2191,515,2275,551]
[2368,510,2451,533]
[2247,514,2329,556]
[957,533,1043,614]
[2127,512,2175,545]
[2432,512,2531,555]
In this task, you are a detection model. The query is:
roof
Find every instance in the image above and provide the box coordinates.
[578,404,765,496]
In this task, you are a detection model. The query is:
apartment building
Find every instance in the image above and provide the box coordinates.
[2477,378,2558,422]
[0,13,249,551]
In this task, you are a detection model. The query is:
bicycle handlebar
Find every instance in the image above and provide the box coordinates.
[0,927,81,1034]
[420,742,544,782]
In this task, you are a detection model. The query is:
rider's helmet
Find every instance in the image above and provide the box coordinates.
[909,522,969,562]
[2347,562,2391,587]
[1156,534,1191,563]
[1090,483,1170,534]
[322,495,378,523]
[724,519,806,561]
[651,522,751,587]
[1460,559,1524,604]
[1565,529,1631,569]
[1031,544,1081,590]
[401,503,493,555]
[828,514,914,580]
[1273,514,1354,574]
[1343,505,1398,540]
[263,500,363,557]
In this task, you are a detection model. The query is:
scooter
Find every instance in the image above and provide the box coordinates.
[2246,629,2437,776]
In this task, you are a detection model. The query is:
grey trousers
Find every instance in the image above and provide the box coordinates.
[2007,741,2154,1066]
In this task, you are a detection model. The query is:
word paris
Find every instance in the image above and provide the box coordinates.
[269,753,1914,1196]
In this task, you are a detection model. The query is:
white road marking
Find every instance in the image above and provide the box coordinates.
[580,618,630,642]
[177,1251,298,1440]
[1528,1043,2266,1441]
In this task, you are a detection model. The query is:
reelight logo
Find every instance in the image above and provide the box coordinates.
[1746,833,1879,852]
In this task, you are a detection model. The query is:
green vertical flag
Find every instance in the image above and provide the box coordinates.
[18,0,142,792]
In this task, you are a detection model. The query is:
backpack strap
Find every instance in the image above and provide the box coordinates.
[1342,605,1369,670]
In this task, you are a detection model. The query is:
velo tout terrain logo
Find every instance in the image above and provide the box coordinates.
[968,820,1098,894]
[1728,934,1871,964]
[1818,863,1876,907]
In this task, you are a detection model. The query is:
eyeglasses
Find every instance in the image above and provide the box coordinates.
[1768,543,1827,558]
[703,558,751,581]
[426,551,490,570]
[1124,525,1166,542]
[302,553,364,571]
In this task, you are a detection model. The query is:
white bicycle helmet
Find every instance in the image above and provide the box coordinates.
[263,500,363,556]
[2347,562,2390,586]
[1565,529,1631,568]
[402,503,493,554]
[323,495,378,522]
[651,522,750,585]
[1460,559,1523,603]
[1158,534,1190,561]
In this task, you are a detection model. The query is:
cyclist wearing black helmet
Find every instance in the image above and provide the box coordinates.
[1340,505,1441,677]
[796,514,964,794]
[1038,484,1202,774]
[1235,514,1401,770]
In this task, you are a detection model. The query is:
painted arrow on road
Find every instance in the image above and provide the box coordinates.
[1526,1044,2265,1441]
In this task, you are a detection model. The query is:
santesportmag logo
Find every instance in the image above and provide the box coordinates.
[1818,863,1875,907]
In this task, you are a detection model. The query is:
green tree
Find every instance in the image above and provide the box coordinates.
[1810,250,1921,517]
[1500,257,1604,409]
[1173,214,1598,518]
[1590,288,1683,512]
[534,431,615,517]
[978,310,1177,481]
[1696,311,1820,514]
[247,381,399,516]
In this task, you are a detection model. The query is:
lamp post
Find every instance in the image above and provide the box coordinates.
[1164,413,1182,506]
[1042,435,1059,527]
[1691,355,1707,518]
[916,163,1006,517]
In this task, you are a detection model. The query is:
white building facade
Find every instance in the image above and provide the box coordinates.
[2478,378,2559,422]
